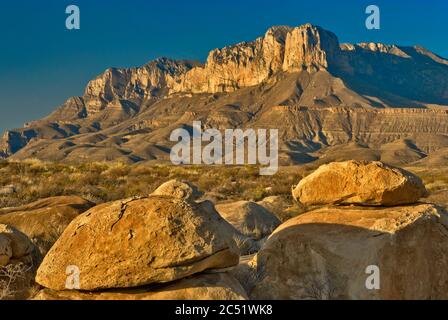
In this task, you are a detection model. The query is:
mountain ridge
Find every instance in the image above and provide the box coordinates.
[2,23,448,165]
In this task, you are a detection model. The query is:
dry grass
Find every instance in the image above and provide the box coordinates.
[0,160,309,210]
[405,166,448,211]
[1,160,446,219]
[406,166,448,193]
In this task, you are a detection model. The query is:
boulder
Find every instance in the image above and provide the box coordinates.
[0,234,12,267]
[0,196,94,257]
[152,179,203,202]
[257,196,290,218]
[0,224,35,266]
[292,160,428,206]
[216,201,281,240]
[251,204,448,300]
[33,273,248,300]
[199,200,260,256]
[229,254,258,294]
[36,196,240,291]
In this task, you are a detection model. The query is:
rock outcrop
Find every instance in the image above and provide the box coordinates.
[0,234,12,266]
[3,23,448,162]
[171,24,339,93]
[216,201,281,240]
[0,224,35,267]
[257,196,293,221]
[34,273,248,301]
[292,161,428,206]
[152,179,203,202]
[251,204,448,300]
[35,195,240,291]
[82,58,198,116]
[0,196,94,257]
[246,160,448,300]
[152,180,261,255]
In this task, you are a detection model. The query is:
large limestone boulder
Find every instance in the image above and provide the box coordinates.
[216,201,281,240]
[0,196,94,257]
[257,196,290,218]
[33,273,248,300]
[251,204,448,300]
[292,161,428,206]
[257,196,302,222]
[152,179,203,202]
[0,224,35,266]
[199,200,260,256]
[229,254,258,294]
[36,196,240,291]
[154,181,258,255]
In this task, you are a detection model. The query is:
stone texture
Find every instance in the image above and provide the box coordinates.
[152,179,203,202]
[33,273,248,301]
[0,234,12,267]
[0,196,94,257]
[171,24,339,94]
[257,196,291,221]
[292,161,428,206]
[198,200,260,256]
[229,254,258,294]
[35,196,240,291]
[251,204,448,300]
[83,58,197,115]
[0,224,35,266]
[216,201,281,240]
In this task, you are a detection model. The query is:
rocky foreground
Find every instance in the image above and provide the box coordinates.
[1,160,448,300]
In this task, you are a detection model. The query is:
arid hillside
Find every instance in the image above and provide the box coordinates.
[1,23,448,165]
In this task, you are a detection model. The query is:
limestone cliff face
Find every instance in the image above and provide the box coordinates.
[282,24,339,72]
[75,24,339,101]
[171,24,340,93]
[2,23,448,161]
[82,58,198,115]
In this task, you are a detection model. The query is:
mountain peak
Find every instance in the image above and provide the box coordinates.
[340,42,411,58]
[412,45,448,65]
[169,23,340,94]
[2,23,448,161]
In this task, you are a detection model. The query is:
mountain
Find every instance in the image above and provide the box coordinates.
[2,23,448,165]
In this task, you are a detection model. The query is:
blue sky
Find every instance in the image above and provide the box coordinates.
[0,0,447,133]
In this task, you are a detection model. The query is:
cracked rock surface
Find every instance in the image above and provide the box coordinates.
[251,204,448,300]
[292,160,428,207]
[35,196,240,291]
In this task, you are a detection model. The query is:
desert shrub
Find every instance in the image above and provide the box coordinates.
[0,263,35,300]
[0,160,314,213]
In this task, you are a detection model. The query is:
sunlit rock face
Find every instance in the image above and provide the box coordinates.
[171,24,340,94]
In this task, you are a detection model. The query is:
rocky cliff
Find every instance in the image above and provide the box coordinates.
[2,23,448,164]
[170,24,340,93]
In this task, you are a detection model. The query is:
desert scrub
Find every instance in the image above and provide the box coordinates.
[0,160,307,209]
[406,166,448,193]
[0,263,35,300]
